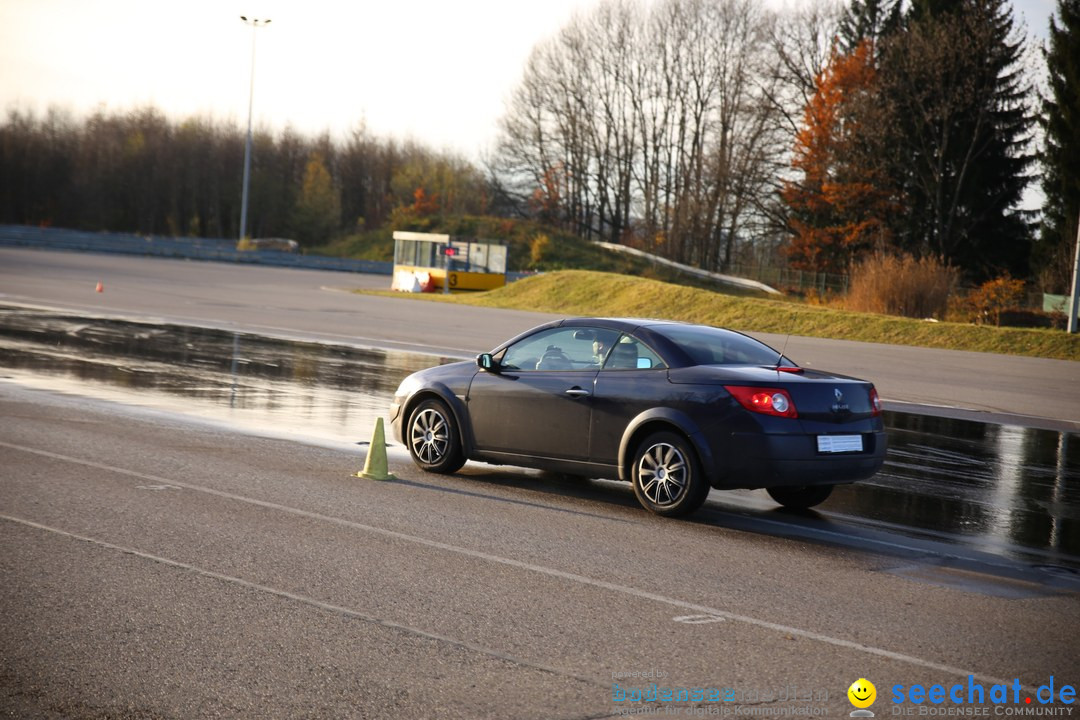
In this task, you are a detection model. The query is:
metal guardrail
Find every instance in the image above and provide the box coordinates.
[0,225,394,275]
[591,240,782,295]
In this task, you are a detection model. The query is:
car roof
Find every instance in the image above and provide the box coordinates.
[558,317,688,331]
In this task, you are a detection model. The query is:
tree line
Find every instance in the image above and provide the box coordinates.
[784,0,1034,281]
[494,0,1078,288]
[1,0,1077,292]
[0,107,488,245]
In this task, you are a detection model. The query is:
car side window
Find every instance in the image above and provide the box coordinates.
[500,327,620,371]
[601,335,667,371]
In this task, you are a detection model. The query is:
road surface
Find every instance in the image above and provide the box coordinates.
[2,384,1076,718]
[1,247,1076,431]
[1,248,1077,718]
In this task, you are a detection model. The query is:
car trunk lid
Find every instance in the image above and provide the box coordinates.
[668,365,879,423]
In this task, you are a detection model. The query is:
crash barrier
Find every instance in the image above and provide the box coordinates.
[590,240,781,295]
[0,225,392,275]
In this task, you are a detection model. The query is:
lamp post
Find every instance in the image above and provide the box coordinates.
[239,16,270,243]
[1068,209,1080,333]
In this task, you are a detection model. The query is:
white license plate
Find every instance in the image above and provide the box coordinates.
[817,435,864,453]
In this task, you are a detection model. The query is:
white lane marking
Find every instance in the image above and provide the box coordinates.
[672,615,726,625]
[0,440,1033,691]
[0,513,597,687]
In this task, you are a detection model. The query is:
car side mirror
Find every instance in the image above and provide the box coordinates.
[476,353,498,372]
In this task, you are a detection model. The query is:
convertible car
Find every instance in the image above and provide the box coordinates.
[390,318,886,516]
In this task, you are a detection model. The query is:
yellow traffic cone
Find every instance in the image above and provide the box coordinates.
[355,417,397,481]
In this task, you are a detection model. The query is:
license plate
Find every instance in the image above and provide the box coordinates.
[817,435,863,453]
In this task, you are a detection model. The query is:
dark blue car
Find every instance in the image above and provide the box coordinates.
[390,318,886,516]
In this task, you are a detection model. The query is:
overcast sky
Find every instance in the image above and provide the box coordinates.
[0,0,1059,161]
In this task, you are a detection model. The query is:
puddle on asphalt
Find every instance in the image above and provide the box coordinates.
[0,305,442,447]
[1,305,1077,566]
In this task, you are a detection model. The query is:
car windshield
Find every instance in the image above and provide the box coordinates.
[652,325,785,366]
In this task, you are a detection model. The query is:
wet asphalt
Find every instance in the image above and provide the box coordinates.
[1,248,1078,718]
[3,384,1078,718]
[1,247,1078,431]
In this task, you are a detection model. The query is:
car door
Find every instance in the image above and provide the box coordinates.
[589,335,671,464]
[466,326,618,461]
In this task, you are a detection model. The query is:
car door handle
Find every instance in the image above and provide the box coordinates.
[565,387,591,398]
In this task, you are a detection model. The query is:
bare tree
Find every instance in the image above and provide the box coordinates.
[496,0,789,272]
[756,0,844,243]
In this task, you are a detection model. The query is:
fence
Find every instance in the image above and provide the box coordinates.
[723,262,850,295]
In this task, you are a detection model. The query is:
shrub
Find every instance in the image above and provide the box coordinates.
[530,233,551,267]
[844,253,957,319]
[950,276,1027,326]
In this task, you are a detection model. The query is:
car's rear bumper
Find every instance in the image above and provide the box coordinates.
[713,430,888,489]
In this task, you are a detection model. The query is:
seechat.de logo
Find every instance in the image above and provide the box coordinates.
[891,676,1076,709]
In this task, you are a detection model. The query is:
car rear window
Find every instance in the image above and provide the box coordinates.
[652,325,782,366]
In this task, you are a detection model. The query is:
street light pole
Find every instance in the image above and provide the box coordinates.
[1068,208,1080,333]
[239,16,270,244]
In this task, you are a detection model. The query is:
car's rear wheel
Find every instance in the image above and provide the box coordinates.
[407,398,465,474]
[631,431,709,517]
[766,484,833,509]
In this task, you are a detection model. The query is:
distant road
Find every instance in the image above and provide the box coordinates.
[1,247,1077,431]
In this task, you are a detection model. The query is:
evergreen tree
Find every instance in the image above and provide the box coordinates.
[1039,0,1080,293]
[877,0,1034,280]
[837,0,901,52]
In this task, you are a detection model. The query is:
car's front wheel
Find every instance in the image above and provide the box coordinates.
[631,431,709,517]
[407,398,465,474]
[766,484,833,509]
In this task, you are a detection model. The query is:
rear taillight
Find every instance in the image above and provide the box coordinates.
[725,386,798,418]
[869,387,882,416]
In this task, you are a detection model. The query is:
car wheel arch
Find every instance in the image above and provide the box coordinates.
[617,410,714,483]
[403,386,474,457]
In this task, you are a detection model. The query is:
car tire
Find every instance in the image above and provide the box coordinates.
[766,484,833,509]
[406,398,465,474]
[631,431,709,517]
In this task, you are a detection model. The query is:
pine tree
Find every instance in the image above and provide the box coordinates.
[878,0,1034,280]
[837,0,901,52]
[1038,0,1080,293]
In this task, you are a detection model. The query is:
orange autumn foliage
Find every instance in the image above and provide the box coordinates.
[411,187,440,216]
[783,40,899,274]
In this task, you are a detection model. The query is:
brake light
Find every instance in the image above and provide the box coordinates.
[724,386,798,418]
[776,366,804,374]
[869,387,882,416]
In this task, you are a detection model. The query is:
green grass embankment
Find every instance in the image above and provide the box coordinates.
[362,270,1080,362]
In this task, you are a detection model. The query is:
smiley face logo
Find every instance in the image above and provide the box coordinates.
[848,678,877,709]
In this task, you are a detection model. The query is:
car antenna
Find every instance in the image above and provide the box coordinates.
[775,333,790,370]
[774,329,803,373]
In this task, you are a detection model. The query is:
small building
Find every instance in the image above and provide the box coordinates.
[391,231,508,292]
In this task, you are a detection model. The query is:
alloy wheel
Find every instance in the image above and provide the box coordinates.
[410,407,449,464]
[636,441,689,506]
